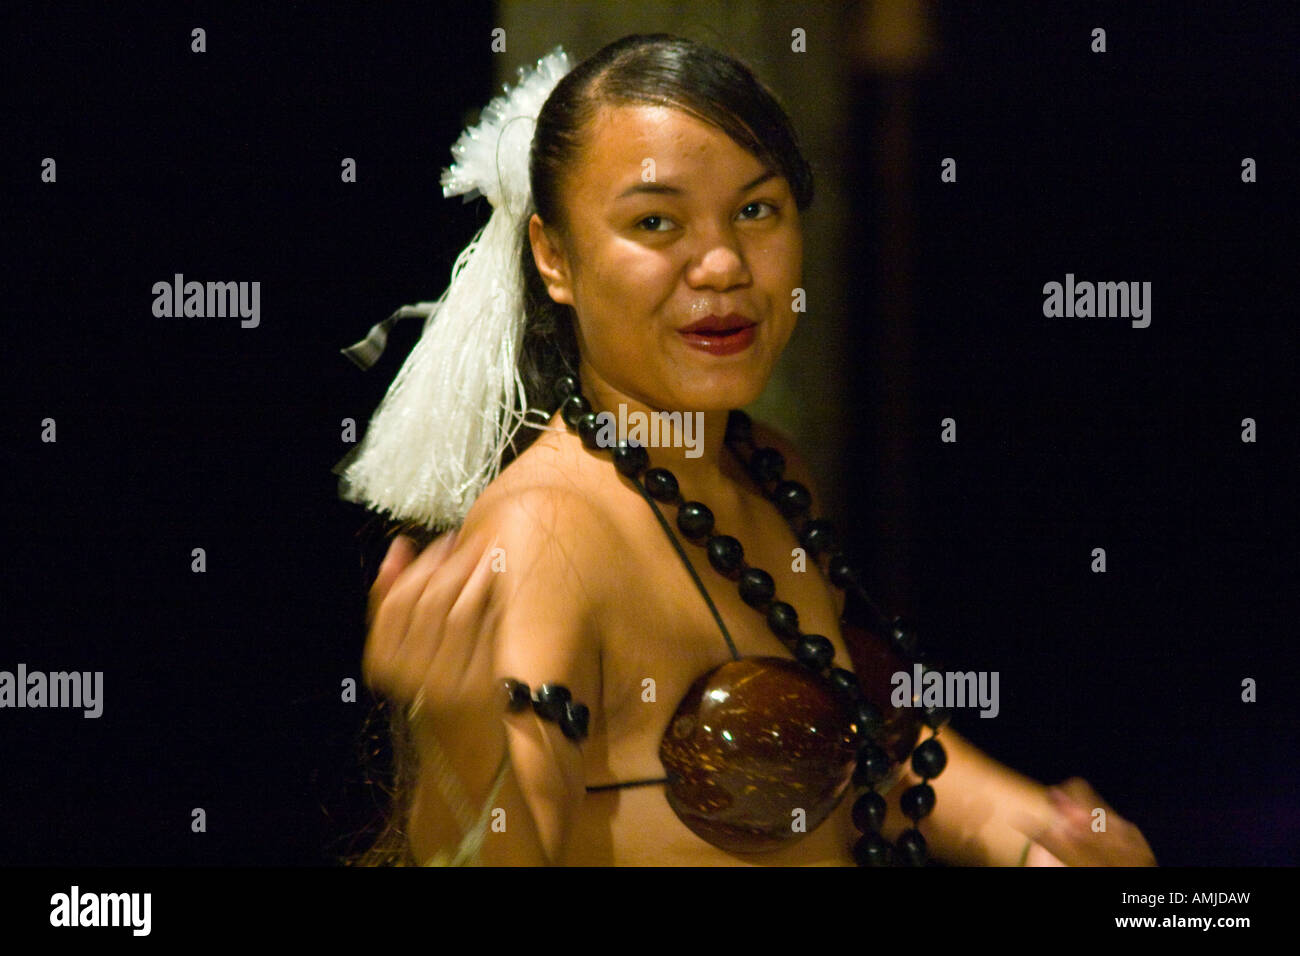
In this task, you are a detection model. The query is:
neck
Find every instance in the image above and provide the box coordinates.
[571,368,749,507]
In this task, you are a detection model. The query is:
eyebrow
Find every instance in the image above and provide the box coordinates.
[615,168,777,200]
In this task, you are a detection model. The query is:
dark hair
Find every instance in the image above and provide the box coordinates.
[507,32,815,466]
[348,33,814,866]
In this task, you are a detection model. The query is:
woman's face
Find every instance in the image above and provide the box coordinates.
[530,103,803,413]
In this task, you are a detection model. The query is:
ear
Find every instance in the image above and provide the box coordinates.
[528,214,575,307]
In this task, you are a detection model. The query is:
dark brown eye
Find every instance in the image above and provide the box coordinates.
[739,200,776,220]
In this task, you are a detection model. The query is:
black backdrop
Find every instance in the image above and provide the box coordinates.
[878,2,1296,867]
[2,1,1294,869]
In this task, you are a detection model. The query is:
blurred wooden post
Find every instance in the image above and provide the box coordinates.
[850,0,934,617]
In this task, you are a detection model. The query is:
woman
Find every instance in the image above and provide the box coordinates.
[347,34,1156,867]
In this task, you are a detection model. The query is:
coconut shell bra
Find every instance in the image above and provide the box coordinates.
[556,404,931,856]
[586,606,922,854]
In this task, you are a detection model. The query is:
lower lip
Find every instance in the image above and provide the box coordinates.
[678,325,756,356]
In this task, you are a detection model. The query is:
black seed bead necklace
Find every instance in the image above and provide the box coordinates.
[545,374,951,867]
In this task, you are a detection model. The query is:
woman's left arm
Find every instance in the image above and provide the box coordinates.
[879,726,1158,866]
[751,421,1157,867]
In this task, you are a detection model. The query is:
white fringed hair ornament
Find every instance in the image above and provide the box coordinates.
[333,46,573,531]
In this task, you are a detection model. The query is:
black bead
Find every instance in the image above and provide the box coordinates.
[533,683,571,721]
[676,501,714,539]
[911,737,948,780]
[853,742,892,787]
[895,828,928,867]
[553,375,578,403]
[765,601,799,640]
[901,783,936,821]
[773,480,812,518]
[576,412,602,448]
[725,409,752,445]
[852,832,893,867]
[799,519,836,558]
[851,790,888,833]
[829,667,861,699]
[559,700,590,741]
[737,567,775,607]
[748,446,785,485]
[853,700,884,740]
[561,393,590,428]
[706,535,743,574]
[828,554,859,591]
[611,441,649,478]
[643,467,679,502]
[890,616,920,657]
[795,634,834,671]
[503,678,531,712]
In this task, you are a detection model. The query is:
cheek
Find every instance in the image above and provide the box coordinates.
[758,234,803,310]
[583,245,673,318]
[779,229,803,282]
[572,254,661,361]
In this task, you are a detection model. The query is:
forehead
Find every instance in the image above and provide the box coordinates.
[575,104,768,188]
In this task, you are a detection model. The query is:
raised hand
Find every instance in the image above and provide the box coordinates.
[362,528,504,744]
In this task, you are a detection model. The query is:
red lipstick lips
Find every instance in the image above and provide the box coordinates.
[679,313,755,334]
[678,313,757,356]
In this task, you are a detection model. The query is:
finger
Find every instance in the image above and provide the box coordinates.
[409,536,499,689]
[371,529,460,640]
[375,531,501,704]
[367,534,418,628]
[430,537,503,686]
[1048,785,1094,831]
[389,540,503,725]
[1024,815,1094,866]
[363,531,459,691]
[1039,807,1154,867]
[1056,777,1115,818]
[406,526,462,575]
[1009,797,1093,867]
[384,529,485,671]
[1051,779,1128,850]
[1024,842,1068,867]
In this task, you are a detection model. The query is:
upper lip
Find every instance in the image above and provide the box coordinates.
[678,312,756,334]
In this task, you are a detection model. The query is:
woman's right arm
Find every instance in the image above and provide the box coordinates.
[368,487,611,866]
[468,486,609,865]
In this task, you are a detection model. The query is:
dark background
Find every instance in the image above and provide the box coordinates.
[1,1,1294,866]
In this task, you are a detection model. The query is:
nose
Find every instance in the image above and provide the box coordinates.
[685,224,751,291]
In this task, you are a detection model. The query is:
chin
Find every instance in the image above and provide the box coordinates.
[674,376,768,412]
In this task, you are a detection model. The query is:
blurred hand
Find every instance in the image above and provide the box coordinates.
[362,529,503,741]
[1020,777,1157,867]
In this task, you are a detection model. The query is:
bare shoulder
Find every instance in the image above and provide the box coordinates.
[455,431,628,614]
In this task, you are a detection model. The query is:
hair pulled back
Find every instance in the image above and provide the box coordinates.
[508,32,815,464]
